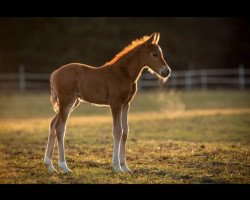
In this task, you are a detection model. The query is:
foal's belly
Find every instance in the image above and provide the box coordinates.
[78,80,109,106]
[79,95,109,106]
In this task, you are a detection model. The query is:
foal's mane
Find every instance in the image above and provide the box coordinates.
[104,35,150,66]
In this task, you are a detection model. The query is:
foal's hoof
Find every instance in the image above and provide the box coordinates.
[45,163,58,173]
[121,166,133,173]
[113,166,124,173]
[48,167,58,173]
[58,162,72,174]
[59,167,73,174]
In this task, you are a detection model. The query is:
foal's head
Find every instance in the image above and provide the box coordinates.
[142,32,171,82]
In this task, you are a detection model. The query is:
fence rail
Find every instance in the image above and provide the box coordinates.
[139,65,250,91]
[0,65,250,91]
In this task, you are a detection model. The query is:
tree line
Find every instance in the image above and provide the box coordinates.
[0,17,249,73]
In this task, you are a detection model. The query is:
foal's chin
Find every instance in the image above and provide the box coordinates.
[156,74,170,84]
[159,76,169,84]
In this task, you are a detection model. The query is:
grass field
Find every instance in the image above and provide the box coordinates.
[0,90,249,183]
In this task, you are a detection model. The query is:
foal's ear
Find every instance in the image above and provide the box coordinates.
[154,32,160,44]
[146,32,160,45]
[146,33,157,44]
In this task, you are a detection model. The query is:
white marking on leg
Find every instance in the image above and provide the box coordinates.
[58,161,72,173]
[57,127,72,173]
[112,135,123,173]
[44,157,57,173]
[120,134,132,173]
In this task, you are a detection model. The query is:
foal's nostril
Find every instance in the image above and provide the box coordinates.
[161,68,170,78]
[166,69,170,76]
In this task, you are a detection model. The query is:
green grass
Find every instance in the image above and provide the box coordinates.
[0,90,249,183]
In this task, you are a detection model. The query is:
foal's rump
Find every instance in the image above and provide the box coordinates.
[50,63,111,113]
[50,63,86,112]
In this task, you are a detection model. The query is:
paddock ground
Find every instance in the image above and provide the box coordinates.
[0,90,249,183]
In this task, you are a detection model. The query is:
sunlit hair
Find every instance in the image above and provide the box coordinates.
[105,36,150,66]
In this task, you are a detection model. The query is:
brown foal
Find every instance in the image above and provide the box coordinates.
[44,32,171,173]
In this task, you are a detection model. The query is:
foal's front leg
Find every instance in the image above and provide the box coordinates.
[110,104,123,173]
[120,104,132,173]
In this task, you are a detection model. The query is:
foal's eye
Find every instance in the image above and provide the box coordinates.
[152,53,158,57]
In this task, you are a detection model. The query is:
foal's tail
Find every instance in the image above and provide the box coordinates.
[50,72,59,113]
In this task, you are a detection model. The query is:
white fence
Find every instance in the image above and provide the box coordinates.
[0,65,250,91]
[139,65,250,91]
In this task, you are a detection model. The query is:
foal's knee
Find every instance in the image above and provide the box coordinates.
[121,131,128,142]
[55,124,65,141]
[113,127,122,139]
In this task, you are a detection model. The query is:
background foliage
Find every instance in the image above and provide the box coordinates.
[0,17,249,73]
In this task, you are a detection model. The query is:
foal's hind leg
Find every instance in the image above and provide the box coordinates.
[55,98,76,173]
[44,114,58,173]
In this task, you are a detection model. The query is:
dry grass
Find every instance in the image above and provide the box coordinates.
[0,90,249,183]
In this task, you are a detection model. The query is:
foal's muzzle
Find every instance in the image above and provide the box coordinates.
[160,66,171,78]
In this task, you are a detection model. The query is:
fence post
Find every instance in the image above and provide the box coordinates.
[201,70,207,91]
[238,64,245,90]
[19,64,25,92]
[185,70,192,90]
[170,73,177,89]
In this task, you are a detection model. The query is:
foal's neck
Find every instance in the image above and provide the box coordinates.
[113,48,145,83]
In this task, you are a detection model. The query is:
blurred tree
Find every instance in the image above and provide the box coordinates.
[0,17,249,73]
